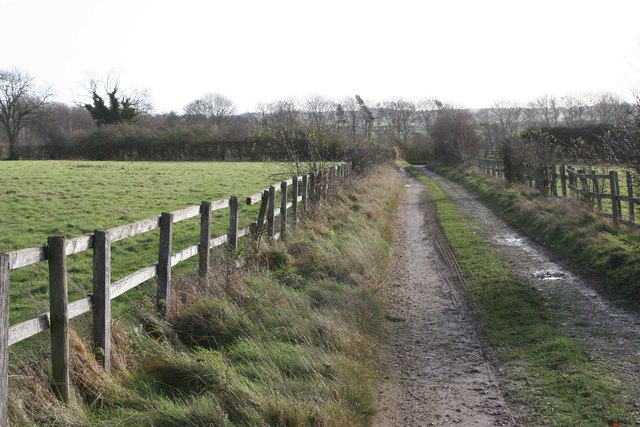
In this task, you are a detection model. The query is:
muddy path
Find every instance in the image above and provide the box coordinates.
[415,165,640,423]
[374,170,525,426]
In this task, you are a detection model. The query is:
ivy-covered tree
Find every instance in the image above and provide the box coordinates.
[84,87,137,127]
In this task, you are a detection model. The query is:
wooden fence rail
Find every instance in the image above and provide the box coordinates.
[469,157,640,226]
[0,162,351,422]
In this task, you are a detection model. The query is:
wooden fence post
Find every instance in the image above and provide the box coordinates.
[550,165,558,196]
[627,171,635,224]
[280,181,288,238]
[302,174,309,212]
[157,213,173,316]
[253,190,269,240]
[92,230,111,372]
[560,164,567,197]
[309,172,315,203]
[614,171,622,221]
[0,253,9,424]
[199,202,212,280]
[267,185,276,239]
[48,236,70,404]
[609,171,620,224]
[592,178,602,211]
[292,176,299,224]
[229,196,239,251]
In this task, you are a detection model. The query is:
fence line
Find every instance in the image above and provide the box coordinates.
[0,162,351,422]
[469,157,640,225]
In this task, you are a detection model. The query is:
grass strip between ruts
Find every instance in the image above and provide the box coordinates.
[404,163,630,426]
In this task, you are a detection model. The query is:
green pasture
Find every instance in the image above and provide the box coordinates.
[0,161,294,326]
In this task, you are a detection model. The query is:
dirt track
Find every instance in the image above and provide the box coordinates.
[375,166,640,425]
[374,169,523,426]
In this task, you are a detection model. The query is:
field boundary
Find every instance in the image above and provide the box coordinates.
[468,157,639,225]
[0,162,352,422]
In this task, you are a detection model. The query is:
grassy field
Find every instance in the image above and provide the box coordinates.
[403,163,631,425]
[1,161,294,325]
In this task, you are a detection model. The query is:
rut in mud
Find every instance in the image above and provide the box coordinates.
[374,170,524,426]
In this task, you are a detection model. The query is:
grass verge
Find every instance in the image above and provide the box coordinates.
[423,161,640,309]
[404,163,631,426]
[8,164,403,426]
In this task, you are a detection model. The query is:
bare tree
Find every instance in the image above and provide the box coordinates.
[525,94,560,128]
[356,95,374,140]
[184,92,236,127]
[588,92,629,126]
[380,98,415,142]
[0,68,52,159]
[303,95,335,129]
[560,94,587,127]
[491,100,522,138]
[340,96,359,143]
[416,98,439,138]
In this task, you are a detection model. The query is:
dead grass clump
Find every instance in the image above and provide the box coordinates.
[8,362,88,426]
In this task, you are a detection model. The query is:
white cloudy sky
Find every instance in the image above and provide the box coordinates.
[2,0,639,113]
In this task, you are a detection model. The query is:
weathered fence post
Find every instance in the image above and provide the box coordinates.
[609,171,620,224]
[253,190,269,240]
[627,171,635,224]
[280,180,288,238]
[551,165,558,196]
[0,253,9,424]
[267,185,276,239]
[229,196,239,251]
[302,174,309,212]
[48,236,70,404]
[157,213,173,316]
[92,230,111,372]
[309,172,315,203]
[292,176,299,224]
[560,164,567,197]
[199,202,212,280]
[592,177,602,211]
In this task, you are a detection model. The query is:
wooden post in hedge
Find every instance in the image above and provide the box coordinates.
[302,174,309,212]
[309,172,315,203]
[592,178,602,211]
[157,212,173,316]
[267,185,276,239]
[280,181,288,238]
[627,171,635,223]
[609,171,620,224]
[0,253,9,424]
[48,236,70,404]
[292,176,299,224]
[560,164,567,197]
[199,202,212,280]
[92,230,111,372]
[229,196,239,251]
[253,190,269,240]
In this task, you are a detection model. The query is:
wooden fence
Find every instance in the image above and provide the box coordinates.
[0,162,352,423]
[469,157,639,225]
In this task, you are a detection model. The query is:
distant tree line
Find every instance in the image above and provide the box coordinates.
[2,66,640,175]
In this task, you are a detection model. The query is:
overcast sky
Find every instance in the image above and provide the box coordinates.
[2,0,639,113]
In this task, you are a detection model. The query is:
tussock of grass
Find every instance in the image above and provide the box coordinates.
[426,162,640,307]
[405,164,631,425]
[10,164,404,426]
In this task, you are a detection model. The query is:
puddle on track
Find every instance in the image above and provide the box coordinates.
[532,270,569,281]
